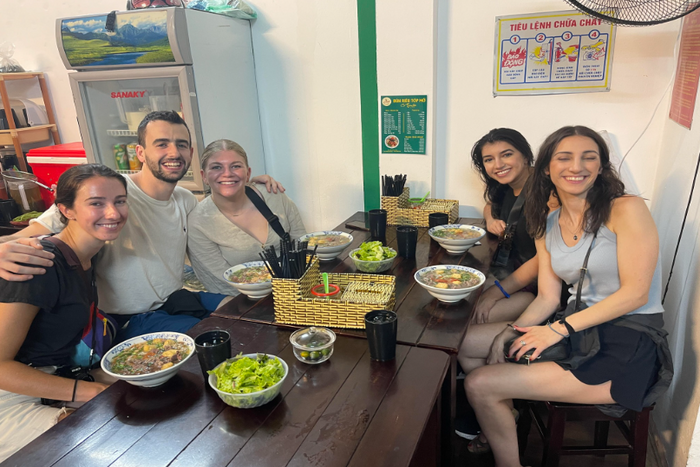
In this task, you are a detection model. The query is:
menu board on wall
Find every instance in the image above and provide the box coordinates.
[670,11,700,129]
[381,95,427,154]
[494,11,616,96]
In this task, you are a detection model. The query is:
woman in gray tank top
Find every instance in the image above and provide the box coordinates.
[463,126,672,467]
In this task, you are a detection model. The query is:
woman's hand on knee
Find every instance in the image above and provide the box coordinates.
[486,332,510,365]
[472,289,500,324]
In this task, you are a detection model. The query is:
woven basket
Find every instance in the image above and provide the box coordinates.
[381,187,459,227]
[272,256,395,329]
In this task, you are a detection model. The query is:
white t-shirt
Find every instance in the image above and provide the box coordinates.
[32,176,198,315]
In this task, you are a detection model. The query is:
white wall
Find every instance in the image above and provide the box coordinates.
[376,0,437,199]
[247,0,364,232]
[437,0,678,217]
[650,80,700,467]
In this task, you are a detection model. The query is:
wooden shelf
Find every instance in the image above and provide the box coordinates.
[0,72,61,171]
[0,124,56,146]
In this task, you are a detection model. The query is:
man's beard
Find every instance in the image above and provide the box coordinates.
[144,156,189,183]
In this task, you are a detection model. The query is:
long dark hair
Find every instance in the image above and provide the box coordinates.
[55,164,127,225]
[471,128,534,217]
[525,126,625,239]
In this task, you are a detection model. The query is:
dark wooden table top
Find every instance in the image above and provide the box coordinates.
[4,318,449,467]
[213,212,499,356]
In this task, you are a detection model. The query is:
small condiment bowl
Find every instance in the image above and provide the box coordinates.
[223,261,273,299]
[428,224,486,255]
[289,327,336,364]
[299,231,354,261]
[414,265,486,303]
[101,332,195,387]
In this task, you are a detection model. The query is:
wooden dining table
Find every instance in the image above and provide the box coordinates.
[211,212,500,464]
[3,318,449,467]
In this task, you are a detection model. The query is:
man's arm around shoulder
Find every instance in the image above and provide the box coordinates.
[0,223,55,281]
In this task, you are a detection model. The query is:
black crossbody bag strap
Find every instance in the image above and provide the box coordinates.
[492,184,528,267]
[42,235,99,370]
[245,186,289,242]
[505,190,527,227]
[559,232,597,336]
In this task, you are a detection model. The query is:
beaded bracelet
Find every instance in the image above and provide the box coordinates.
[71,380,78,403]
[494,280,510,299]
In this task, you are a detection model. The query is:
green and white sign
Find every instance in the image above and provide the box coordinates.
[381,95,427,154]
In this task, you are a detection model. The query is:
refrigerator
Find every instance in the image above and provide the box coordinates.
[56,8,265,192]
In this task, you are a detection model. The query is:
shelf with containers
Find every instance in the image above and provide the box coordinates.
[0,72,61,172]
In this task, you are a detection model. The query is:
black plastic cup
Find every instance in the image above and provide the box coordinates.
[429,212,449,228]
[364,310,398,361]
[396,226,418,258]
[0,199,20,225]
[368,209,388,242]
[194,330,231,381]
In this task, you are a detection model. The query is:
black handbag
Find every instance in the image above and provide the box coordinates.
[504,234,600,368]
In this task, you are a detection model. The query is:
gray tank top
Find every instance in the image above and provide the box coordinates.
[546,209,663,315]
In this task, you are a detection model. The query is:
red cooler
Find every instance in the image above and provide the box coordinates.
[26,142,87,208]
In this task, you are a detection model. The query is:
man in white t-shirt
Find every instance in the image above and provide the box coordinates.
[0,111,282,340]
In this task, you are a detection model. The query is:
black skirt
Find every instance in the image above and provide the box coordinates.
[569,322,659,412]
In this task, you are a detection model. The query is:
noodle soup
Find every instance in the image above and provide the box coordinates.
[431,228,481,240]
[419,268,482,289]
[227,265,271,284]
[307,234,351,248]
[111,338,191,375]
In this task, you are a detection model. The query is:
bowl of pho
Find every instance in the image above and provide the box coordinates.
[299,231,353,261]
[428,224,485,255]
[101,332,195,387]
[414,265,485,303]
[223,261,273,299]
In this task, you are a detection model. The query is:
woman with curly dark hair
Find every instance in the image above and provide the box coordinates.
[464,126,671,467]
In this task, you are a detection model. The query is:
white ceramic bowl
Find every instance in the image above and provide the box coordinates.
[223,261,273,299]
[299,231,354,261]
[101,332,195,387]
[414,265,486,303]
[208,353,288,408]
[349,247,396,273]
[428,224,486,255]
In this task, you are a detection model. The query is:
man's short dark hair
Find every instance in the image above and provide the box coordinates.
[137,110,192,147]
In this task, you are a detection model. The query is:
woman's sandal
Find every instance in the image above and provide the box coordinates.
[466,408,520,454]
[467,437,491,454]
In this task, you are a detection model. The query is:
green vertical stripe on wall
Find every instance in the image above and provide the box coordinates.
[357,0,380,211]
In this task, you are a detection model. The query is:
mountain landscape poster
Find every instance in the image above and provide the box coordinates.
[61,11,175,67]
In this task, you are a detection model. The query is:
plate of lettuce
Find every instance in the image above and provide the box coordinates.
[208,353,288,408]
[349,241,397,273]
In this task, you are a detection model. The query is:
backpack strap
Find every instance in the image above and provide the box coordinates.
[245,186,289,242]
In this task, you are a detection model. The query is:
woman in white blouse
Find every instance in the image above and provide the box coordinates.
[187,139,306,295]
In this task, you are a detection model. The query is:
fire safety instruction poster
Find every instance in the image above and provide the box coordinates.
[494,11,616,96]
[381,95,427,154]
